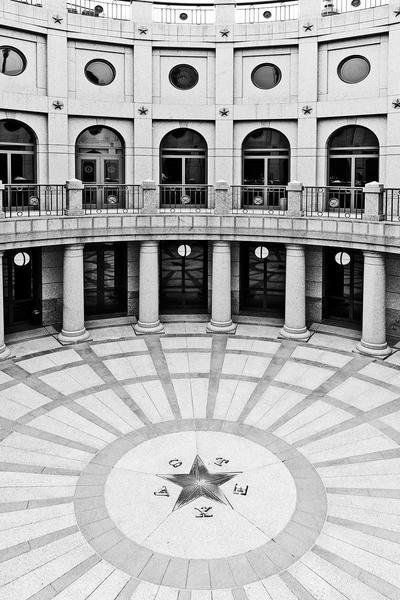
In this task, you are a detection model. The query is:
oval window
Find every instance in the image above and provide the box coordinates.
[251,63,281,90]
[169,64,199,90]
[84,59,116,86]
[0,47,26,76]
[338,56,370,84]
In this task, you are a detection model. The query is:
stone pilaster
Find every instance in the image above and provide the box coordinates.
[58,244,90,344]
[280,244,311,340]
[356,251,391,357]
[134,241,164,334]
[207,241,236,333]
[42,246,63,327]
[127,241,139,318]
[231,242,240,316]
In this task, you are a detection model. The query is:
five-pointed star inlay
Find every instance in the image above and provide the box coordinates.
[157,455,241,512]
[393,98,400,109]
[52,15,63,24]
[303,23,313,32]
[138,26,148,35]
[394,8,400,17]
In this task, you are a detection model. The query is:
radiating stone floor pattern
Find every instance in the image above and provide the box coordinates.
[0,321,400,599]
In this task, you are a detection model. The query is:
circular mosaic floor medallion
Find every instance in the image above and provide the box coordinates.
[75,420,326,588]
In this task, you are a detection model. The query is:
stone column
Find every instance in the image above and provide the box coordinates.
[58,244,90,344]
[356,251,391,358]
[134,241,164,335]
[280,244,311,340]
[207,241,236,334]
[0,252,11,360]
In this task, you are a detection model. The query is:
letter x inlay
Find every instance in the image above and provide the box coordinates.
[158,455,241,512]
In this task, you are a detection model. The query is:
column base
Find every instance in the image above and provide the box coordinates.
[279,325,311,341]
[355,340,392,359]
[58,328,91,345]
[0,344,11,361]
[206,320,237,334]
[134,320,164,335]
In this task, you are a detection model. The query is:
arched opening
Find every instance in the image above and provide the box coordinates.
[160,128,208,208]
[76,126,125,208]
[241,128,290,208]
[327,125,379,212]
[0,119,36,185]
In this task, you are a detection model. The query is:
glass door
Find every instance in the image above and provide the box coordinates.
[79,156,122,207]
[161,154,206,207]
[242,157,288,207]
[240,243,285,316]
[84,243,127,316]
[4,249,41,330]
[324,249,363,323]
[328,155,379,212]
[160,242,208,313]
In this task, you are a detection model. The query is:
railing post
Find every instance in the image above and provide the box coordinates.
[0,181,5,219]
[321,1,338,16]
[214,181,231,215]
[363,181,384,221]
[142,180,158,214]
[66,179,84,216]
[286,181,304,217]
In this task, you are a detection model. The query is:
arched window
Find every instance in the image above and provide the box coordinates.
[327,125,379,212]
[328,125,379,187]
[160,128,208,207]
[76,126,124,207]
[241,128,290,208]
[0,119,36,184]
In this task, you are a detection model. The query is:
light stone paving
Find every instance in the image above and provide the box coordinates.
[0,324,399,598]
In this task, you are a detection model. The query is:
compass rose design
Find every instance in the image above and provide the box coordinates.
[157,455,241,512]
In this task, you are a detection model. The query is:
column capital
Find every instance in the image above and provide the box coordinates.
[212,240,231,250]
[362,250,385,262]
[140,240,159,251]
[285,243,306,253]
[64,243,85,253]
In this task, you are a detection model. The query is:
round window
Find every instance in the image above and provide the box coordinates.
[84,60,116,86]
[0,47,26,76]
[338,56,370,84]
[335,251,351,266]
[13,252,30,267]
[169,64,199,90]
[254,246,269,260]
[177,244,191,257]
[251,63,281,90]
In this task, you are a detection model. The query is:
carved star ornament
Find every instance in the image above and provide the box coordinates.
[157,455,241,511]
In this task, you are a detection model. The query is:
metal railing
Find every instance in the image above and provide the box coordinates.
[383,189,400,222]
[11,0,43,5]
[232,185,288,213]
[159,185,214,210]
[323,0,389,14]
[67,0,132,20]
[235,1,298,23]
[2,185,66,217]
[303,186,364,218]
[82,185,142,214]
[153,5,215,24]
